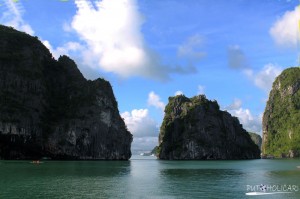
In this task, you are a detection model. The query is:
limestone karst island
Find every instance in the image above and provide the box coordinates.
[157,95,260,160]
[0,25,299,160]
[0,25,132,160]
[262,67,300,158]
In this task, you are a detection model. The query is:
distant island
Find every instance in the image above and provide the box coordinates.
[1,25,298,161]
[262,67,300,158]
[248,132,262,150]
[157,95,260,160]
[0,25,132,160]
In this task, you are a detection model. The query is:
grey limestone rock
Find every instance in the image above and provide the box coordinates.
[158,95,260,160]
[0,25,132,160]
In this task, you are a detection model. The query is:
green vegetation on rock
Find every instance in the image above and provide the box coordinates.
[158,94,260,160]
[151,146,159,156]
[262,67,300,158]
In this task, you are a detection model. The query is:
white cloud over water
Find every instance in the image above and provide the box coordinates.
[121,109,158,138]
[131,137,158,152]
[121,109,159,152]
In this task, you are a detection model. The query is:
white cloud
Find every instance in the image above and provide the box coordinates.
[70,0,195,80]
[245,63,282,92]
[227,45,248,69]
[0,0,34,35]
[121,109,159,152]
[270,6,300,48]
[43,40,84,59]
[230,108,262,133]
[175,90,184,96]
[225,98,242,110]
[147,91,165,111]
[131,137,158,152]
[121,109,158,153]
[121,109,158,138]
[225,99,262,133]
[197,85,205,95]
[178,34,206,60]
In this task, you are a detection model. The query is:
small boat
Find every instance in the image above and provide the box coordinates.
[140,152,152,156]
[30,160,43,164]
[297,166,300,169]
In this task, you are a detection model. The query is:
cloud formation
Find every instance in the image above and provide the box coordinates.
[131,137,158,152]
[70,0,195,80]
[270,6,300,48]
[0,0,34,35]
[227,45,248,69]
[244,63,282,92]
[225,98,242,110]
[147,91,165,111]
[121,109,159,152]
[174,90,184,96]
[230,108,262,133]
[178,34,206,61]
[121,109,158,138]
[43,40,83,59]
[225,99,262,133]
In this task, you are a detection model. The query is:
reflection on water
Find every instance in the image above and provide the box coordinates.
[0,158,299,198]
[159,169,245,198]
[0,161,132,199]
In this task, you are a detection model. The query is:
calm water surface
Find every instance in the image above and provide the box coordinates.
[0,156,299,198]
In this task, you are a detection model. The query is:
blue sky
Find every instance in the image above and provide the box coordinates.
[1,0,299,153]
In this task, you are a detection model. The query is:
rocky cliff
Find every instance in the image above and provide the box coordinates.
[0,25,132,160]
[262,67,300,158]
[157,95,260,160]
[248,132,262,151]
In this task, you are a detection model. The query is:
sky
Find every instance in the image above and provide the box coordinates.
[0,0,299,153]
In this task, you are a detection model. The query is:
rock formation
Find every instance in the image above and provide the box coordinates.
[0,25,132,160]
[262,67,300,158]
[248,132,262,151]
[158,95,260,160]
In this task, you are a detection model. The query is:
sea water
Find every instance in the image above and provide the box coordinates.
[0,156,299,198]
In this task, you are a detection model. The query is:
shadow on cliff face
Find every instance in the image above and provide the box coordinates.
[0,134,43,160]
[0,25,132,160]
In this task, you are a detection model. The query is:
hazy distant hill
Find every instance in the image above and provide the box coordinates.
[248,132,262,151]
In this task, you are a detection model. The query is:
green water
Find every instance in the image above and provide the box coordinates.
[0,156,299,198]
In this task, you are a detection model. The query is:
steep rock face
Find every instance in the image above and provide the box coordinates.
[0,25,132,160]
[158,95,260,160]
[248,132,262,151]
[262,67,300,158]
